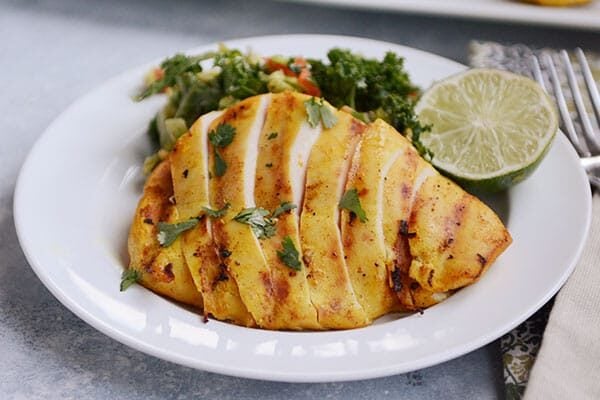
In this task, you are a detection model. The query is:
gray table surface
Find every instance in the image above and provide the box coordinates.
[2,1,599,399]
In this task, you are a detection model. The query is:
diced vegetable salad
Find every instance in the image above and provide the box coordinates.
[136,45,430,173]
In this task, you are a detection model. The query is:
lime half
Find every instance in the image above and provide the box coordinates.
[415,68,558,192]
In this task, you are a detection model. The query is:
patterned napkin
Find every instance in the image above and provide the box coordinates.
[468,41,600,399]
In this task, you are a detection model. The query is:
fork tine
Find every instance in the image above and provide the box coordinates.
[575,48,600,128]
[560,50,600,152]
[530,56,546,91]
[542,53,591,157]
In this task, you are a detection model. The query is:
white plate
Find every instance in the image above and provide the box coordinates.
[14,34,591,382]
[281,0,600,31]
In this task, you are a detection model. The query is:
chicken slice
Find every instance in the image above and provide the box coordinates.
[300,109,370,329]
[254,92,320,330]
[377,131,446,311]
[341,119,403,320]
[380,134,423,310]
[208,95,276,328]
[127,159,202,307]
[170,112,254,326]
[407,172,512,294]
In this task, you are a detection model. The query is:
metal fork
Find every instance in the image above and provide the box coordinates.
[531,48,600,190]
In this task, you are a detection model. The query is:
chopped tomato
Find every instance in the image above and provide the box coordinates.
[153,67,165,81]
[264,56,322,96]
[298,69,321,97]
[264,58,295,77]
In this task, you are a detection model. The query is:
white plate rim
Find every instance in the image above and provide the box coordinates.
[13,34,592,382]
[279,0,600,31]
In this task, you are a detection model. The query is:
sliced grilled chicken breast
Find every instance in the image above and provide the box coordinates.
[301,109,369,329]
[127,160,202,307]
[254,92,320,330]
[128,92,512,330]
[208,95,276,328]
[170,112,254,326]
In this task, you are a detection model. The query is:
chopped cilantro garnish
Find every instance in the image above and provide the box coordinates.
[208,124,235,177]
[305,97,321,127]
[277,236,302,271]
[213,149,227,177]
[267,132,278,140]
[319,103,338,129]
[208,123,236,148]
[157,219,199,247]
[233,207,276,239]
[339,188,367,223]
[272,201,297,218]
[304,97,338,129]
[202,203,230,218]
[120,269,141,292]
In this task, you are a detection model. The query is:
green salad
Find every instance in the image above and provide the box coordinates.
[136,45,430,173]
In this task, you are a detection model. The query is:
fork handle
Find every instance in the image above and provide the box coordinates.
[581,155,600,172]
[581,156,600,191]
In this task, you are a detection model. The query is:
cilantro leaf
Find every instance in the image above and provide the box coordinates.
[267,132,278,140]
[120,269,141,292]
[157,219,199,247]
[209,124,235,177]
[277,236,302,271]
[213,149,227,177]
[272,201,297,218]
[319,103,338,129]
[202,203,230,218]
[208,124,236,148]
[233,207,276,239]
[304,97,321,128]
[339,188,367,223]
[304,97,338,129]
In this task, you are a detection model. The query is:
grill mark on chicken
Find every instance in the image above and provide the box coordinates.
[477,253,487,266]
[163,263,174,281]
[390,268,402,292]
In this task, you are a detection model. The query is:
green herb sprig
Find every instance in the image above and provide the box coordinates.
[277,236,302,271]
[233,207,276,239]
[202,203,230,218]
[272,201,297,218]
[120,269,141,291]
[339,188,367,223]
[157,219,199,247]
[209,123,237,177]
[304,97,338,129]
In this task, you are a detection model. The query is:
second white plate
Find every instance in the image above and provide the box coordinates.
[281,0,600,31]
[14,34,591,382]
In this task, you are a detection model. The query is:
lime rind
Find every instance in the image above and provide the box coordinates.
[415,68,558,192]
